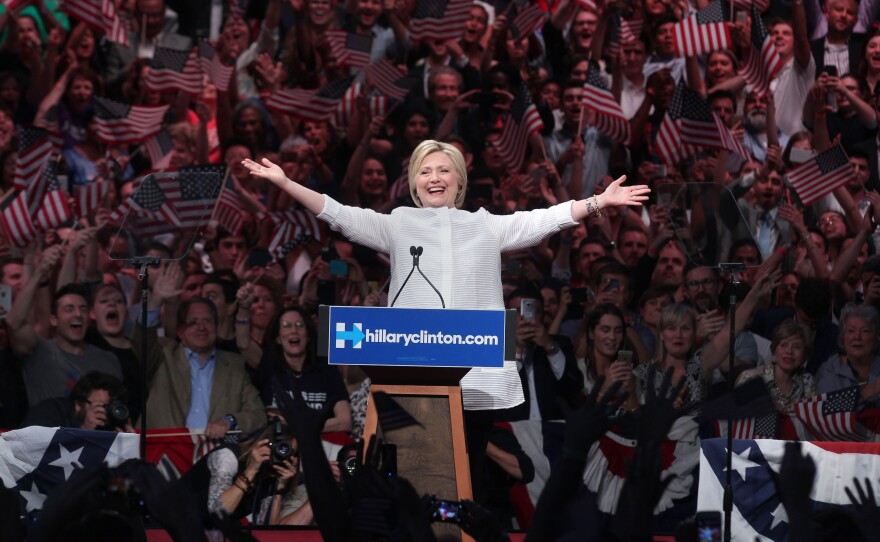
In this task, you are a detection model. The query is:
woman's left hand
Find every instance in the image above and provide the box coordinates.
[598,176,651,208]
[273,458,298,491]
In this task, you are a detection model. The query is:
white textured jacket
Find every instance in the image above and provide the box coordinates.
[319,196,577,410]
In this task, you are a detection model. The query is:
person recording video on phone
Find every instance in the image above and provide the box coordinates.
[507,287,582,422]
[242,138,649,497]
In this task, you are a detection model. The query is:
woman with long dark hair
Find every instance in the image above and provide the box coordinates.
[259,306,352,434]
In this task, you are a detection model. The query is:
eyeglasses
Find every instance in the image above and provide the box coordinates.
[818,215,842,226]
[281,321,307,329]
[686,278,718,289]
[185,318,216,328]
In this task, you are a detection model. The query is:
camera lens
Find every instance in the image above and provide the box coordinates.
[344,456,357,476]
[107,401,129,422]
[274,441,292,461]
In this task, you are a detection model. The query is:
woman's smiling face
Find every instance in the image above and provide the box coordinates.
[415,151,459,208]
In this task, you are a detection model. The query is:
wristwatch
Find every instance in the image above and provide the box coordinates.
[224,414,238,430]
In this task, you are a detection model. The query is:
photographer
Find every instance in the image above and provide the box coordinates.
[21,371,133,431]
[178,419,303,527]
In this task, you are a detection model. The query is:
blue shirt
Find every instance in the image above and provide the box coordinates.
[184,347,217,430]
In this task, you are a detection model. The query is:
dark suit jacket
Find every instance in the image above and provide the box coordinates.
[810,33,867,77]
[853,137,880,193]
[511,335,583,421]
[134,326,266,433]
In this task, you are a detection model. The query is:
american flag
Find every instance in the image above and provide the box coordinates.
[786,145,856,206]
[143,47,202,94]
[607,13,644,58]
[731,412,779,440]
[172,164,225,230]
[673,0,730,57]
[143,128,175,170]
[793,386,861,441]
[13,128,52,191]
[325,30,372,69]
[93,97,169,144]
[214,182,244,236]
[364,59,415,100]
[128,175,183,231]
[655,80,699,166]
[74,180,110,218]
[582,62,630,145]
[509,3,547,41]
[410,0,471,41]
[61,0,129,45]
[0,427,139,522]
[388,157,410,202]
[260,209,322,260]
[333,83,360,127]
[34,161,72,231]
[679,89,749,158]
[739,4,784,93]
[0,192,36,248]
[265,76,357,121]
[198,42,233,91]
[497,82,544,173]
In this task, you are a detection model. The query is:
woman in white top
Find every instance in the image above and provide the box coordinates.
[243,139,650,412]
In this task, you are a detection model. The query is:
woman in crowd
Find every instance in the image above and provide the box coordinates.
[817,303,880,407]
[735,321,816,410]
[575,303,637,409]
[634,272,773,408]
[259,306,352,433]
[180,424,302,527]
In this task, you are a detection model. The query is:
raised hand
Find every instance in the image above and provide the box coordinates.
[599,176,651,208]
[243,158,289,187]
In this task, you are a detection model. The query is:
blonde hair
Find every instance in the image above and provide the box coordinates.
[655,303,697,362]
[407,140,468,209]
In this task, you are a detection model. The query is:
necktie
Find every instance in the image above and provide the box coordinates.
[758,211,773,258]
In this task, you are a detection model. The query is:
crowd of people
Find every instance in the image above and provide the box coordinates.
[2,0,880,538]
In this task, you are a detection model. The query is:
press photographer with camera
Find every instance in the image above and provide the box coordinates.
[21,371,133,431]
[178,418,308,528]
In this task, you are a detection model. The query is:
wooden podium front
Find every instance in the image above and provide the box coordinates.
[361,366,473,542]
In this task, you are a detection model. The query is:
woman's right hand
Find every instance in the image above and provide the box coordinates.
[243,158,289,187]
[245,439,271,479]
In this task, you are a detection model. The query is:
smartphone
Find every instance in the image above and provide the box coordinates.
[565,288,588,321]
[520,298,538,321]
[602,278,620,293]
[0,284,10,319]
[822,65,838,77]
[431,499,464,524]
[329,259,349,277]
[530,166,548,181]
[734,10,747,25]
[695,511,722,542]
[653,165,668,178]
[618,350,633,364]
[477,91,497,110]
[657,191,672,207]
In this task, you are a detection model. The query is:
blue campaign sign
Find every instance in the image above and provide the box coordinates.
[327,306,507,368]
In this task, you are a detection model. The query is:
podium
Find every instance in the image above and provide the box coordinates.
[318,305,516,541]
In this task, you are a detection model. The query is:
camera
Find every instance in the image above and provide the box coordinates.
[428,496,464,524]
[267,418,293,466]
[105,401,130,430]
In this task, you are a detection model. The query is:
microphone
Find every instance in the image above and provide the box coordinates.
[389,246,446,308]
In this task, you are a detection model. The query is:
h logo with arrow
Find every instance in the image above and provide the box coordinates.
[335,322,365,349]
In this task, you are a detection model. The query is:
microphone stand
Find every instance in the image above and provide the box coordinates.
[718,262,745,542]
[131,256,159,461]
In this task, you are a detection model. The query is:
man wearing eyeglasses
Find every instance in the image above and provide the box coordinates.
[135,297,265,440]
